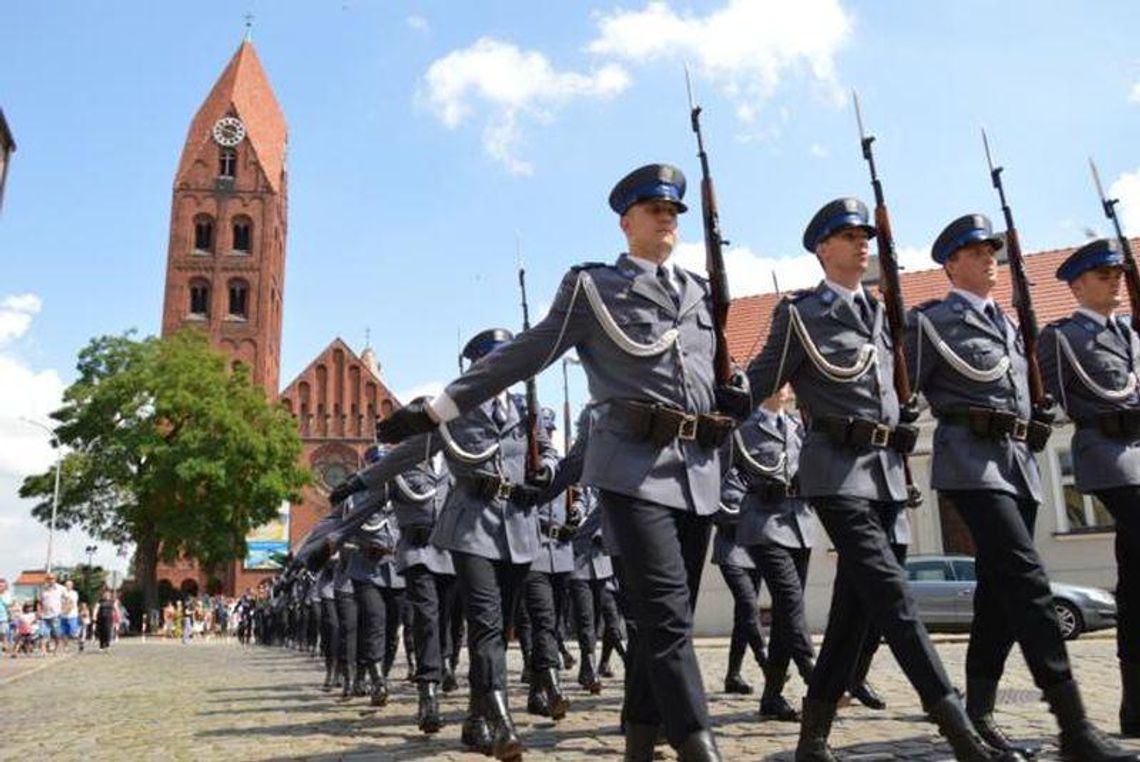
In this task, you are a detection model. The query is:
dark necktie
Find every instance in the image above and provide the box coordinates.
[853,293,872,327]
[1107,317,1123,341]
[984,303,1005,337]
[492,397,508,427]
[657,265,681,309]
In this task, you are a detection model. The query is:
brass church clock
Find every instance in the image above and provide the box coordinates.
[212,116,246,147]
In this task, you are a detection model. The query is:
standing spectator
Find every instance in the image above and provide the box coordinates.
[95,590,115,650]
[0,578,12,656]
[39,574,63,654]
[162,602,175,638]
[59,579,80,651]
[181,599,193,644]
[78,602,91,652]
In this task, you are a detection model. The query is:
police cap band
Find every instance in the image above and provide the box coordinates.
[931,213,1003,264]
[608,163,688,215]
[1055,238,1126,283]
[462,328,514,363]
[802,197,877,252]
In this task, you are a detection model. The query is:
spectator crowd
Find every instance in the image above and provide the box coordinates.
[0,574,126,657]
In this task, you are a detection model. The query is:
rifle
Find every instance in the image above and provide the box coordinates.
[852,91,921,507]
[982,130,1053,420]
[1089,158,1140,333]
[517,246,542,479]
[685,67,733,385]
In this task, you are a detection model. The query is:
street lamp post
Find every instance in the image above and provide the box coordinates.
[85,545,98,603]
[21,417,62,574]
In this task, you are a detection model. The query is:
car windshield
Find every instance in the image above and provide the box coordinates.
[952,560,976,581]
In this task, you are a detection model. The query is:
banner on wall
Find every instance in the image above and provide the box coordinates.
[244,501,291,570]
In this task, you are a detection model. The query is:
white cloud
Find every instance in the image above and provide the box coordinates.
[1129,82,1140,103]
[673,239,938,298]
[809,143,828,158]
[588,0,852,120]
[406,14,429,32]
[1109,167,1140,236]
[419,37,631,175]
[0,292,42,345]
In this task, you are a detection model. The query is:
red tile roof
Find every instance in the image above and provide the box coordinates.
[726,238,1140,364]
[14,570,49,586]
[175,41,287,193]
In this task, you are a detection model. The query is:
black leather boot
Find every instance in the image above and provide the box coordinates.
[847,646,886,710]
[1045,680,1140,761]
[321,660,336,691]
[928,691,1022,762]
[794,699,838,761]
[676,729,721,761]
[352,663,367,697]
[1123,662,1140,738]
[541,667,570,720]
[416,681,442,734]
[759,665,800,722]
[966,677,1038,758]
[578,652,602,694]
[442,662,459,693]
[341,662,355,699]
[624,723,657,762]
[560,641,576,670]
[527,678,551,717]
[599,640,614,678]
[724,672,753,695]
[369,663,388,707]
[461,693,494,755]
[484,690,524,761]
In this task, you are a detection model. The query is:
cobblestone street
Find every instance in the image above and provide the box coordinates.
[1,634,1137,761]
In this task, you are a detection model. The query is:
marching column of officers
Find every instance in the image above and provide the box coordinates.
[263,162,1139,762]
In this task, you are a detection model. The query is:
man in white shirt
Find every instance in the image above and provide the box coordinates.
[39,574,63,652]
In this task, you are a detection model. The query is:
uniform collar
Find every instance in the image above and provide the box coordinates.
[823,278,866,305]
[626,252,680,289]
[1075,307,1112,328]
[950,287,995,316]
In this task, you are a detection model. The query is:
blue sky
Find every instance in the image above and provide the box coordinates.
[2,0,1139,582]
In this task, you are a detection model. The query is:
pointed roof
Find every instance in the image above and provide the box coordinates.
[279,337,398,404]
[725,237,1140,364]
[175,40,287,193]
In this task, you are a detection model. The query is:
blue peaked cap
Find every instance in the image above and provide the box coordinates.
[931,214,1003,264]
[462,328,514,363]
[803,198,877,252]
[1056,238,1126,282]
[609,163,688,215]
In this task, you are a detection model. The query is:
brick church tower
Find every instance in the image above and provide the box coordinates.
[161,38,287,394]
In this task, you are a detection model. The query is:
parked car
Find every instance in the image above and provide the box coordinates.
[904,555,1116,640]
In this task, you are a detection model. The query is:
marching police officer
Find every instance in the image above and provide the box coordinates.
[332,327,559,761]
[370,164,736,761]
[389,431,456,734]
[728,385,817,722]
[711,477,768,697]
[520,405,575,720]
[742,199,1013,761]
[1039,238,1140,741]
[568,484,619,693]
[316,558,340,690]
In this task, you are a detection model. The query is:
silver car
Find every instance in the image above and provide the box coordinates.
[904,555,1117,640]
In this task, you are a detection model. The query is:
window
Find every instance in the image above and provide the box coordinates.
[1055,448,1115,532]
[906,560,952,582]
[232,216,252,253]
[227,280,248,319]
[193,215,214,253]
[219,148,236,178]
[951,560,976,582]
[188,280,209,317]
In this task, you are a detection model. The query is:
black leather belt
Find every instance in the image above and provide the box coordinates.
[612,400,735,449]
[810,416,917,454]
[941,407,1051,452]
[747,479,796,501]
[404,525,433,547]
[1077,409,1140,439]
[539,521,576,542]
[459,473,527,502]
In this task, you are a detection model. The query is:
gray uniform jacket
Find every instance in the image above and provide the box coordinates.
[571,488,614,581]
[317,563,336,600]
[391,457,455,576]
[531,494,577,575]
[356,397,559,564]
[745,282,906,502]
[906,292,1041,502]
[711,500,756,569]
[1039,312,1140,492]
[346,508,406,590]
[333,553,355,595]
[434,254,723,514]
[729,407,819,550]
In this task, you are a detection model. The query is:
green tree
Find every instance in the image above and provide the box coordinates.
[69,564,108,605]
[20,329,310,612]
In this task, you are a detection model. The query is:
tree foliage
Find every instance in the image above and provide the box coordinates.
[19,329,310,609]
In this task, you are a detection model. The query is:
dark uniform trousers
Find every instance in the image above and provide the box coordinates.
[354,581,404,674]
[746,544,814,680]
[601,490,712,745]
[1096,486,1140,663]
[810,496,951,705]
[321,599,340,668]
[307,601,321,652]
[718,564,768,669]
[404,566,457,683]
[335,591,358,672]
[570,578,623,659]
[523,570,571,671]
[942,490,1072,687]
[453,551,530,694]
[857,541,907,675]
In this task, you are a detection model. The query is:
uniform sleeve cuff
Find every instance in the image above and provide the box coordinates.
[429,393,460,423]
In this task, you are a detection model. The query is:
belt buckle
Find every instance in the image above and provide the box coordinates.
[870,423,891,448]
[677,413,698,441]
[495,479,514,500]
[1011,419,1029,442]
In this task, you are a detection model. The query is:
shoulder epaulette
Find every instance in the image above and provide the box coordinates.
[913,298,942,312]
[570,261,609,273]
[1044,315,1073,329]
[783,289,811,304]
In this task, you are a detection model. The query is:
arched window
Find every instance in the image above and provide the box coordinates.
[232,215,252,253]
[227,279,249,319]
[218,148,236,179]
[193,214,214,253]
[188,278,210,318]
